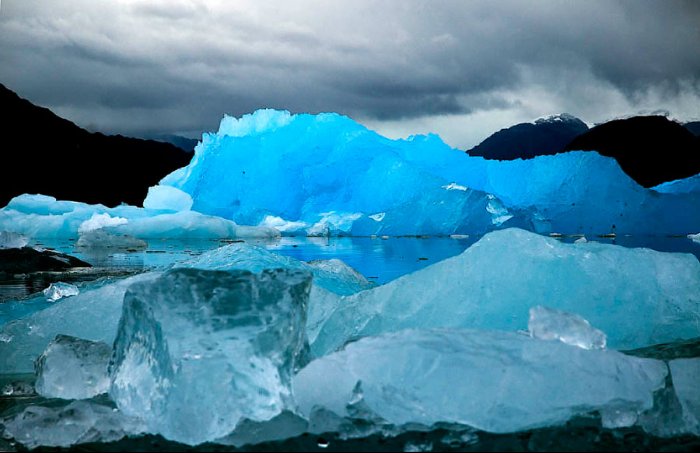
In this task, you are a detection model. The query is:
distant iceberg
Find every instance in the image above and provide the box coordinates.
[150,109,699,236]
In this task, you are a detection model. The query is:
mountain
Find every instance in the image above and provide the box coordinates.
[685,121,700,136]
[564,116,700,187]
[0,84,193,208]
[466,114,589,160]
[147,134,199,153]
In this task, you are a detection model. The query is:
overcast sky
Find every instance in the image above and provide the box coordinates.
[1,0,698,148]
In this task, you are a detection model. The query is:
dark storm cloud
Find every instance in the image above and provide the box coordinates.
[0,0,698,144]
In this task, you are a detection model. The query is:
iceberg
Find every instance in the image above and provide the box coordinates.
[76,229,148,249]
[110,268,312,445]
[34,335,111,399]
[0,194,279,239]
[151,109,700,236]
[42,282,80,302]
[293,329,667,433]
[1,400,144,449]
[311,229,700,355]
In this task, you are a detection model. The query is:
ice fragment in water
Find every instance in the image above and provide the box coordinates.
[0,231,28,249]
[76,229,147,249]
[528,305,606,349]
[293,329,667,433]
[2,400,144,449]
[34,334,111,400]
[43,282,80,302]
[109,267,312,445]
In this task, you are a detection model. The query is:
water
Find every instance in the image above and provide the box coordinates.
[2,234,698,302]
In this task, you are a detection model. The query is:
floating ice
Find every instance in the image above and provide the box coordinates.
[34,335,111,399]
[293,329,667,433]
[110,268,312,445]
[153,109,700,235]
[0,273,157,374]
[43,282,80,302]
[0,194,279,239]
[528,305,607,349]
[76,229,148,249]
[1,400,144,449]
[311,228,700,355]
[142,184,193,211]
[0,230,28,249]
[689,233,700,242]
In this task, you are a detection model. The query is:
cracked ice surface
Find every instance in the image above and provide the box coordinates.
[293,329,668,433]
[310,229,700,355]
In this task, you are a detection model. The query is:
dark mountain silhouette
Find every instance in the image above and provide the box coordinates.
[147,134,199,153]
[564,116,700,187]
[685,121,700,136]
[0,84,193,208]
[467,114,589,160]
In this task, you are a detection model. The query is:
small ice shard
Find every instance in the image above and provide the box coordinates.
[574,236,588,243]
[369,212,386,222]
[78,213,128,234]
[109,268,312,445]
[669,358,700,435]
[528,305,606,350]
[43,282,80,302]
[0,231,28,249]
[442,182,467,191]
[293,329,667,434]
[34,335,111,399]
[689,232,700,242]
[76,229,147,249]
[142,185,193,211]
[1,400,144,449]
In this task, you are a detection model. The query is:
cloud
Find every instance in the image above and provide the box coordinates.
[0,0,698,147]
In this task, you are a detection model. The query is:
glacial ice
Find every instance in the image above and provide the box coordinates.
[1,400,144,449]
[310,228,700,355]
[142,184,193,211]
[42,282,80,302]
[293,329,668,433]
[0,230,28,249]
[109,268,312,445]
[0,194,279,239]
[34,335,111,399]
[528,305,607,349]
[152,109,700,235]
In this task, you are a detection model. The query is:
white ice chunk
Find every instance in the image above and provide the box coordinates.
[110,268,312,445]
[143,185,193,211]
[293,329,667,433]
[78,213,128,234]
[689,233,700,242]
[43,282,80,302]
[528,305,606,349]
[2,401,144,449]
[34,334,111,399]
[0,231,28,249]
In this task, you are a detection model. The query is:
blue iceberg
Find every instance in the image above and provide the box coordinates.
[151,109,699,236]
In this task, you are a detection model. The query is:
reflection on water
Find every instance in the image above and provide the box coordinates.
[1,234,698,302]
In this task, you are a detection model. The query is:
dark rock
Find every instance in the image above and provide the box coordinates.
[0,84,193,208]
[564,116,700,187]
[467,114,589,160]
[0,247,91,274]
